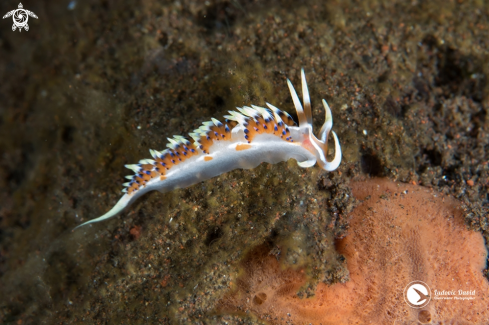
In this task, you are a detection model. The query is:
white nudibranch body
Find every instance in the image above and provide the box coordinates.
[74,69,341,229]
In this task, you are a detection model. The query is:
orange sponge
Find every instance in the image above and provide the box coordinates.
[219,178,489,324]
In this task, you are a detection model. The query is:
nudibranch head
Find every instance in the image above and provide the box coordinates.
[284,69,342,171]
[74,69,341,230]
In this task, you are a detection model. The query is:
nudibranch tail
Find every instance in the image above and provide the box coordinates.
[73,194,133,230]
[74,68,342,230]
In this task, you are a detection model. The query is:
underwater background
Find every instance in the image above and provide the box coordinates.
[0,0,488,324]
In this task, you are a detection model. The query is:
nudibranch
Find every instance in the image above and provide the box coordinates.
[75,69,341,229]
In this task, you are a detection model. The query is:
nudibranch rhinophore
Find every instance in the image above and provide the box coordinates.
[74,69,341,229]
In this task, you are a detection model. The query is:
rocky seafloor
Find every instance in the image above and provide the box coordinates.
[0,0,488,324]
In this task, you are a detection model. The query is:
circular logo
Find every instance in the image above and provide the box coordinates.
[404,281,431,308]
[14,10,28,27]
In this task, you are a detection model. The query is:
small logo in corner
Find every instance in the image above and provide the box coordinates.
[404,280,431,308]
[3,3,38,32]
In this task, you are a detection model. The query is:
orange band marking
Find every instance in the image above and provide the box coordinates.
[204,156,213,161]
[235,144,252,151]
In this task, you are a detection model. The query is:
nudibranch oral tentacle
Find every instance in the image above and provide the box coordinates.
[74,69,342,230]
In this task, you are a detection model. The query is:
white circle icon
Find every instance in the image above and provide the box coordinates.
[404,281,431,308]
